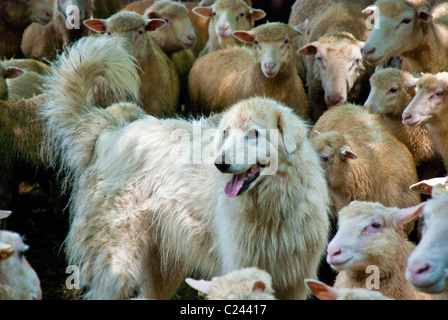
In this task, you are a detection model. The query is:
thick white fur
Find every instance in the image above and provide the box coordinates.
[42,36,330,300]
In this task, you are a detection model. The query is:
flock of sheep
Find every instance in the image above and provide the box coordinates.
[0,0,448,301]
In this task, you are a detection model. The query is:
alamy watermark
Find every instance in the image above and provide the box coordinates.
[65,5,81,30]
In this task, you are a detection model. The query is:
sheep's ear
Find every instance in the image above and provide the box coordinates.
[252,281,266,292]
[0,210,12,220]
[185,278,212,295]
[233,31,255,43]
[0,243,14,262]
[375,65,384,73]
[292,19,308,36]
[362,5,377,16]
[146,10,160,19]
[404,74,419,90]
[145,18,166,31]
[305,279,338,300]
[83,19,107,33]
[248,9,266,21]
[338,146,357,160]
[192,6,213,18]
[297,42,318,56]
[393,203,425,228]
[417,7,432,22]
[3,67,23,79]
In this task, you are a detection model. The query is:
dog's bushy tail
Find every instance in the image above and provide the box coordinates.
[41,36,141,189]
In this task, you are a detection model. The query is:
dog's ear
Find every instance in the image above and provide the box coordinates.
[277,109,307,154]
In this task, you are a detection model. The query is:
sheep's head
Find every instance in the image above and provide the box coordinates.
[298,32,366,107]
[0,64,24,100]
[402,72,448,127]
[145,0,197,53]
[57,0,92,25]
[193,0,265,49]
[233,22,305,78]
[365,67,418,115]
[406,187,448,294]
[84,11,166,60]
[362,0,433,66]
[327,201,423,273]
[3,0,52,25]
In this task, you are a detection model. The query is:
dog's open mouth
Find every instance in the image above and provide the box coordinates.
[224,163,263,197]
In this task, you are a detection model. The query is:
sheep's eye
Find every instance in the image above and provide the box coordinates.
[107,31,112,36]
[238,12,244,18]
[138,30,144,35]
[254,40,259,46]
[388,87,398,94]
[371,222,382,228]
[284,38,289,44]
[212,11,217,16]
[355,58,361,64]
[401,18,412,24]
[320,155,329,162]
[436,91,444,96]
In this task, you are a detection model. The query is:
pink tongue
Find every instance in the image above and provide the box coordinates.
[224,173,246,197]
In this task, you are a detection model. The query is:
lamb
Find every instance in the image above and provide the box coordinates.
[327,201,432,300]
[310,104,421,217]
[21,0,94,61]
[41,35,331,299]
[192,0,266,57]
[305,279,395,300]
[0,212,42,300]
[84,11,180,117]
[402,72,448,171]
[406,185,448,300]
[364,67,441,170]
[0,0,52,59]
[291,0,374,122]
[186,267,276,300]
[187,22,308,120]
[363,0,448,73]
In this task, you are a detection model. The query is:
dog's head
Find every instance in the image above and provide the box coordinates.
[213,97,309,197]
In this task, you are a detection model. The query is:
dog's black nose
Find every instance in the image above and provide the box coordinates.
[215,163,230,172]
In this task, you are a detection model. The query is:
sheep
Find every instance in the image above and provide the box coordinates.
[410,176,448,195]
[327,201,432,300]
[187,22,308,120]
[402,72,448,171]
[186,267,276,300]
[363,0,448,74]
[192,0,266,57]
[406,185,448,300]
[0,227,42,300]
[365,67,440,169]
[40,35,331,299]
[0,0,52,59]
[84,11,180,117]
[305,279,395,300]
[309,104,421,224]
[21,0,94,61]
[2,59,51,101]
[291,0,374,122]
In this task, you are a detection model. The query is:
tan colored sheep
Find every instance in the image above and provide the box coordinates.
[327,201,432,300]
[84,11,180,117]
[363,0,448,73]
[186,267,276,300]
[402,72,448,171]
[365,67,441,172]
[192,0,266,57]
[21,0,94,61]
[41,35,331,300]
[305,279,395,300]
[0,0,52,59]
[406,185,448,300]
[291,0,374,122]
[310,104,421,222]
[187,22,308,119]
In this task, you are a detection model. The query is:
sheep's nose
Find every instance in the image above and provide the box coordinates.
[219,24,230,31]
[415,263,431,276]
[188,34,197,42]
[264,62,277,71]
[327,247,342,258]
[363,47,376,59]
[327,94,345,106]
[402,113,412,124]
[215,163,230,172]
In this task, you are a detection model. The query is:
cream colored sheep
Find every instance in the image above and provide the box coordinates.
[402,72,448,171]
[0,228,42,300]
[291,0,374,122]
[0,0,52,59]
[21,0,94,61]
[193,0,266,57]
[84,11,180,117]
[187,22,308,119]
[41,35,330,300]
[406,185,448,300]
[365,67,441,172]
[363,0,448,73]
[186,267,276,300]
[305,279,395,300]
[310,104,421,218]
[327,201,431,300]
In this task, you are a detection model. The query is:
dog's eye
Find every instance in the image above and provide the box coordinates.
[247,129,258,139]
[223,129,230,138]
